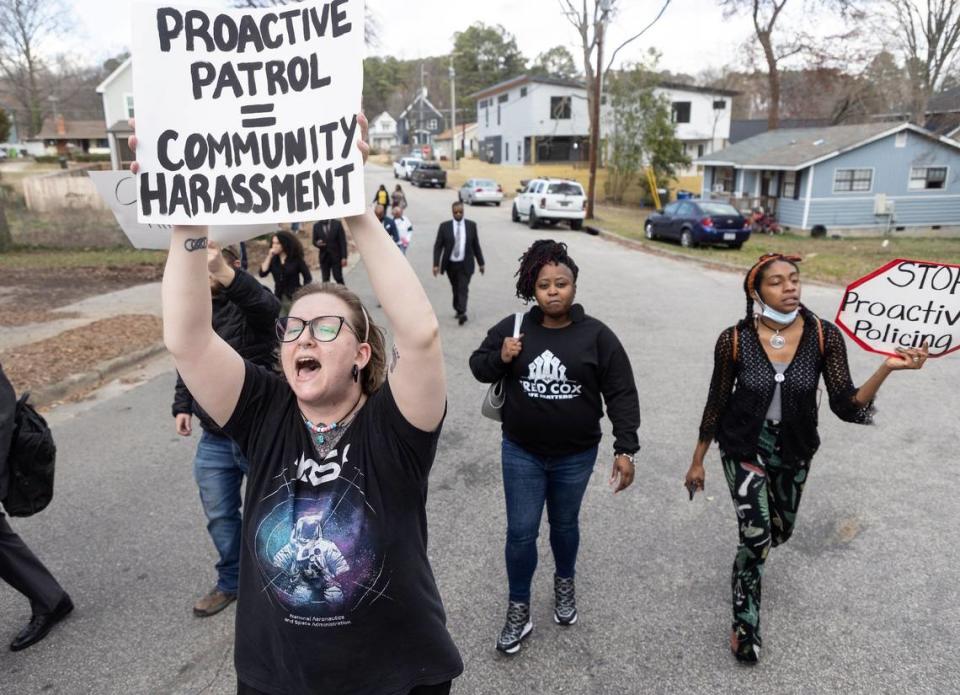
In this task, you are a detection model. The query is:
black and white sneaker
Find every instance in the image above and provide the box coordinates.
[496,601,532,655]
[554,575,577,626]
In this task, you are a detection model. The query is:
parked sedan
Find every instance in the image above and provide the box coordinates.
[410,161,447,188]
[458,179,503,206]
[644,199,751,249]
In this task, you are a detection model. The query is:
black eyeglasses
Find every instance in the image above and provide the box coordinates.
[276,316,358,343]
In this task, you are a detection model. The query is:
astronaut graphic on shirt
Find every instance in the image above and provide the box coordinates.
[272,513,350,605]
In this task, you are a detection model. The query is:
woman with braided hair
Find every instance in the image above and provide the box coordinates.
[469,239,640,655]
[685,253,929,664]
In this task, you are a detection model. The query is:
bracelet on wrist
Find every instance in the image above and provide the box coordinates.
[615,452,636,465]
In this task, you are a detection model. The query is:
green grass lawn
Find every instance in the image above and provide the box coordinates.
[0,247,167,270]
[593,204,960,286]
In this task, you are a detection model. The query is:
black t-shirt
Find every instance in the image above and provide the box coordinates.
[223,362,462,695]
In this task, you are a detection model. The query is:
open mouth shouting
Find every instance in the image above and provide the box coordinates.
[295,355,322,381]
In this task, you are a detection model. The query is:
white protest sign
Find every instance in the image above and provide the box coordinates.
[90,170,273,249]
[835,259,960,358]
[132,0,365,226]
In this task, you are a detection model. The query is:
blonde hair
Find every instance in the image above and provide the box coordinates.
[290,283,387,395]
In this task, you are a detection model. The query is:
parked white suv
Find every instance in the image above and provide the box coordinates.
[511,178,586,230]
[393,156,422,180]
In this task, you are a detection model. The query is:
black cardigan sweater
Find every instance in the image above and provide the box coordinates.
[698,307,874,464]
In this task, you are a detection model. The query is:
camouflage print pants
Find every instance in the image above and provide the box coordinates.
[721,421,810,660]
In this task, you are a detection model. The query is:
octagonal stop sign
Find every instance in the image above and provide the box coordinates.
[836,259,960,358]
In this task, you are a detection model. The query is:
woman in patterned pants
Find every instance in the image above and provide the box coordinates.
[685,253,929,664]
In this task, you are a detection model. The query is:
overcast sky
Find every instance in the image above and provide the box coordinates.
[62,0,847,77]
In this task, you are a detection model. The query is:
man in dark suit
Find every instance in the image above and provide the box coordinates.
[312,218,349,285]
[0,364,73,651]
[433,201,485,325]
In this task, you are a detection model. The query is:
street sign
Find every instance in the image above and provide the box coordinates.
[836,258,960,358]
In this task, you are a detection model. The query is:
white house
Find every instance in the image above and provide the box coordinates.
[471,74,735,171]
[657,81,736,176]
[95,57,135,170]
[370,111,398,151]
[472,76,591,165]
[434,122,479,160]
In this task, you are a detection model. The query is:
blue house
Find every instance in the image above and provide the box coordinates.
[697,122,960,235]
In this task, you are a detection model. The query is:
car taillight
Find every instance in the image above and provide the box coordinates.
[701,217,714,228]
[582,200,587,210]
[540,197,547,208]
[742,219,751,230]
[497,185,503,192]
[475,188,483,193]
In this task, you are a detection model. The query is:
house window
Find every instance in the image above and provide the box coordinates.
[550,96,572,120]
[909,166,948,190]
[697,144,705,157]
[520,87,527,98]
[833,168,873,192]
[781,170,801,199]
[124,94,135,118]
[428,118,438,130]
[498,94,508,103]
[484,107,489,127]
[895,132,907,148]
[497,104,501,126]
[671,101,691,123]
[714,167,735,193]
[712,99,726,110]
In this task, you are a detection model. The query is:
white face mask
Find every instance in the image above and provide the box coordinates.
[755,292,799,324]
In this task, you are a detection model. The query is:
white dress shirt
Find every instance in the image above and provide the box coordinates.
[450,219,466,262]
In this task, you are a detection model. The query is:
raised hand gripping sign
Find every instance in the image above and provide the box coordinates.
[836,259,960,358]
[132,0,366,226]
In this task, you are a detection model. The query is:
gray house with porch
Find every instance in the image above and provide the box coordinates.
[697,122,960,235]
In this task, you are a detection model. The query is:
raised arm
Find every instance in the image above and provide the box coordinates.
[161,228,246,427]
[343,115,444,432]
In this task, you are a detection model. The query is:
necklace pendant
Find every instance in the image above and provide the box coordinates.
[770,333,786,349]
[315,434,325,445]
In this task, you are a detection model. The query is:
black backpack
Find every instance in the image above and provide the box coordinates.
[2,393,56,517]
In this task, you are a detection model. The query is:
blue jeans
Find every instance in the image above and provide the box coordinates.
[194,430,249,595]
[501,437,598,603]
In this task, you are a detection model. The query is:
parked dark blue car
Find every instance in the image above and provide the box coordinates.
[644,200,751,249]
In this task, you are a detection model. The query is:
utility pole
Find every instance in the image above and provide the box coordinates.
[586,1,612,220]
[418,62,425,151]
[449,60,457,170]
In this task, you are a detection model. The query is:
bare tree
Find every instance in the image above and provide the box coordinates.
[0,0,68,137]
[558,0,672,218]
[720,0,857,129]
[879,0,960,124]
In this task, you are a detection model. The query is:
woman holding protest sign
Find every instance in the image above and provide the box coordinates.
[131,114,462,694]
[684,252,929,664]
[469,240,640,656]
[259,230,313,313]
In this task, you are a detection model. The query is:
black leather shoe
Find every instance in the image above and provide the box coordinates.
[10,594,74,652]
[458,314,468,325]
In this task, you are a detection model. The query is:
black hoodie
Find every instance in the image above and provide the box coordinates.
[470,304,641,457]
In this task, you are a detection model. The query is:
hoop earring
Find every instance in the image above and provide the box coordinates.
[351,364,360,383]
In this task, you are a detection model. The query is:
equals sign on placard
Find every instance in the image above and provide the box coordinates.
[240,103,276,128]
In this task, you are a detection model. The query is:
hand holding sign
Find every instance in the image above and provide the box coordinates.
[132,0,366,227]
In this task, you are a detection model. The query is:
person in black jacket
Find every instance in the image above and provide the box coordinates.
[174,244,281,617]
[433,201,485,326]
[312,219,349,285]
[684,253,929,664]
[259,231,312,313]
[469,240,640,656]
[0,364,73,651]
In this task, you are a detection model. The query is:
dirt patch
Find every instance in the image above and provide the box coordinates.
[0,264,164,324]
[0,314,163,394]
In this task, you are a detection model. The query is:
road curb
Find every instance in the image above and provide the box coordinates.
[585,225,842,288]
[32,341,168,407]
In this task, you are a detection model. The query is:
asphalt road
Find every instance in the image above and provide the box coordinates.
[2,165,958,694]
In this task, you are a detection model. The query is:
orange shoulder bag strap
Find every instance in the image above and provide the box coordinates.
[732,326,740,363]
